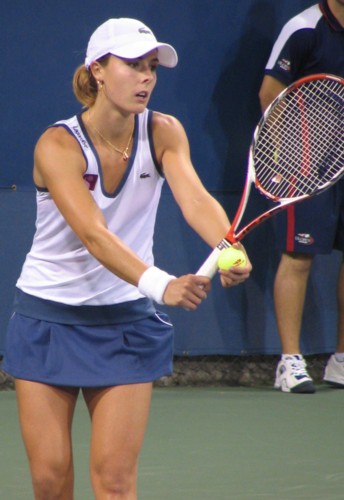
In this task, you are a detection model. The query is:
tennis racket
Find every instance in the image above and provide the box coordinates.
[197,73,344,278]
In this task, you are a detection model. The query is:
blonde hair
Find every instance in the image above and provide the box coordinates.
[72,56,110,107]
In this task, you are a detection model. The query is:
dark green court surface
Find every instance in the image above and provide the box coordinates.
[1,386,343,499]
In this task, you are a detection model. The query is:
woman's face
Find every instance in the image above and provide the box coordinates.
[95,50,159,114]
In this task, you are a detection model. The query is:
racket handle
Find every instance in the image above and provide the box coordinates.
[196,240,231,278]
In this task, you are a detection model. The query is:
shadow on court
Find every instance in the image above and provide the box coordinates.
[1,386,343,499]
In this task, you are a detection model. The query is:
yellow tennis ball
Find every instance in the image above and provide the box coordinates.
[217,247,246,270]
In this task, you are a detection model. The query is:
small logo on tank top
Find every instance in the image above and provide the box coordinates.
[140,172,151,178]
[72,125,89,149]
[83,174,98,190]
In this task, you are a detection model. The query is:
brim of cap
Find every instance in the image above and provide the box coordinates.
[109,41,178,68]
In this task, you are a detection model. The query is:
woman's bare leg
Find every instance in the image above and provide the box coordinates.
[83,382,153,500]
[15,379,79,500]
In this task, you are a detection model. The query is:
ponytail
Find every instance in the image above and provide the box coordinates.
[72,64,98,107]
[72,55,111,107]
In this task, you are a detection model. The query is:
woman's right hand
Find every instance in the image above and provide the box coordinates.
[162,275,211,310]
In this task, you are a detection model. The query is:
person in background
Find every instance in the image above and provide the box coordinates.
[259,0,344,394]
[3,17,251,499]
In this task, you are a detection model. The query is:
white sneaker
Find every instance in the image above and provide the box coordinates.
[324,355,344,387]
[274,355,316,393]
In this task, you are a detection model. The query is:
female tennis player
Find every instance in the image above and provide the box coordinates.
[3,18,251,499]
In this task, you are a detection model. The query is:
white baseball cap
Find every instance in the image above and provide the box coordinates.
[85,18,178,69]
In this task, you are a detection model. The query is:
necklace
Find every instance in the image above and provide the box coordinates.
[87,115,133,161]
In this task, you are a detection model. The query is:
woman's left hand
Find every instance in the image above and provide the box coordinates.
[218,244,252,287]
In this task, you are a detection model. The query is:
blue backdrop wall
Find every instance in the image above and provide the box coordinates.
[1,0,339,356]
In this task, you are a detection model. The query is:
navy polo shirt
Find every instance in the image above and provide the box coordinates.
[265,0,344,84]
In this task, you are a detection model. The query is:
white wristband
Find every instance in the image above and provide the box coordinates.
[138,266,176,304]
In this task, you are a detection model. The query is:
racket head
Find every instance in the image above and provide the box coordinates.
[252,73,344,202]
[196,74,344,278]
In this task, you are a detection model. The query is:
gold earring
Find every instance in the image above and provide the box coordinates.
[97,80,103,90]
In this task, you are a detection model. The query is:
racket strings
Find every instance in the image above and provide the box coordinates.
[254,77,344,200]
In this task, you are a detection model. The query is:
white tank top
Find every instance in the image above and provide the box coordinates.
[17,109,165,306]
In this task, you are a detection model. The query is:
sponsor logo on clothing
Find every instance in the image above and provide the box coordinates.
[295,233,314,245]
[139,27,151,35]
[83,174,98,191]
[72,126,89,150]
[277,58,290,72]
[140,172,151,178]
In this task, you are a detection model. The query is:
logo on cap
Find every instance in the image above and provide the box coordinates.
[138,27,151,34]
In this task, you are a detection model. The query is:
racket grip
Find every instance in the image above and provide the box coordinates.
[196,240,231,278]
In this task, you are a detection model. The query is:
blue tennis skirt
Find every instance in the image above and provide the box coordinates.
[3,311,174,388]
